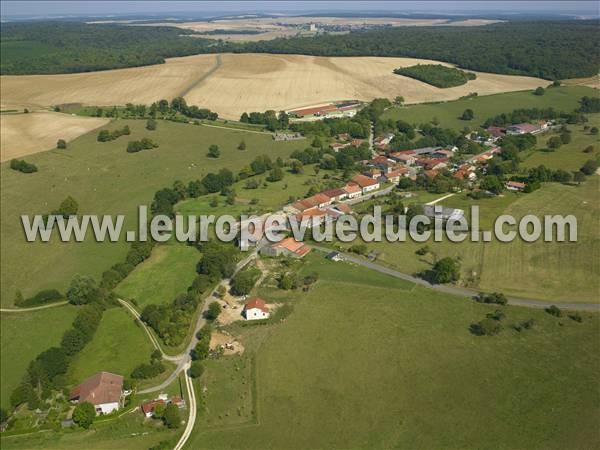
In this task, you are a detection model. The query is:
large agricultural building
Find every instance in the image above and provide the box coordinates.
[287,101,361,121]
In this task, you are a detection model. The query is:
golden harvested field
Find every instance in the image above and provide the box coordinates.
[0,112,108,161]
[0,53,548,121]
[0,54,219,110]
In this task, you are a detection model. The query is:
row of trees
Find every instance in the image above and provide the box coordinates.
[393,64,476,88]
[97,125,130,142]
[240,110,289,131]
[126,138,158,153]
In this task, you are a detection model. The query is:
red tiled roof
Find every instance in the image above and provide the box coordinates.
[141,399,165,415]
[320,188,346,199]
[245,298,270,313]
[351,174,379,188]
[335,203,352,214]
[273,237,312,257]
[70,372,123,406]
[506,181,527,189]
[344,182,362,194]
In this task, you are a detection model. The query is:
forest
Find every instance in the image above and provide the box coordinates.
[393,64,476,88]
[1,20,598,79]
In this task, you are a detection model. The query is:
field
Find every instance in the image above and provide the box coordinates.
[0,111,108,161]
[0,305,78,409]
[144,16,500,42]
[0,119,308,306]
[1,53,547,120]
[332,176,600,303]
[0,54,219,110]
[521,114,600,171]
[66,307,155,384]
[382,85,597,131]
[187,254,600,449]
[116,244,200,307]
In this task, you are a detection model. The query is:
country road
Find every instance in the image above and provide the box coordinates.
[312,246,600,311]
[0,301,68,313]
[173,362,196,450]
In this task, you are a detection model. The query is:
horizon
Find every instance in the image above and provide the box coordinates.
[1,1,599,19]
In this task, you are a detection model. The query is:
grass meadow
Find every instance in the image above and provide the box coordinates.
[0,305,78,409]
[0,119,308,306]
[187,253,600,449]
[382,85,596,131]
[115,243,200,307]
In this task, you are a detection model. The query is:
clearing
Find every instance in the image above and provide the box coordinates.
[0,111,108,161]
[1,53,547,120]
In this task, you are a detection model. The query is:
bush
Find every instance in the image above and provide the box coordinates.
[207,144,221,158]
[205,301,222,321]
[73,402,96,428]
[10,159,38,173]
[278,272,299,290]
[56,139,67,149]
[545,305,562,317]
[66,275,100,305]
[533,86,545,96]
[474,292,507,306]
[163,404,181,428]
[471,318,502,336]
[127,138,158,153]
[513,319,534,332]
[431,257,460,284]
[189,361,204,378]
[230,267,261,296]
[348,244,368,255]
[131,361,165,379]
[146,118,157,130]
[569,313,583,323]
[19,289,63,307]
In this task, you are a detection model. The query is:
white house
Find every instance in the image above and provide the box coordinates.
[244,298,270,320]
[70,372,124,415]
[351,174,380,194]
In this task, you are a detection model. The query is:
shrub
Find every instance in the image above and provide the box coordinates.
[231,267,261,296]
[10,159,38,173]
[533,86,545,96]
[207,144,221,158]
[569,313,583,323]
[56,139,67,149]
[431,257,460,284]
[545,305,562,317]
[131,361,165,379]
[471,318,502,336]
[163,404,181,428]
[205,301,222,321]
[20,289,63,307]
[146,118,157,130]
[73,402,95,428]
[189,361,204,378]
[474,292,507,306]
[66,275,100,305]
[348,244,368,255]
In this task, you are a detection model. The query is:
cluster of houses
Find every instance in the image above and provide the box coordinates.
[141,393,185,418]
[486,121,549,142]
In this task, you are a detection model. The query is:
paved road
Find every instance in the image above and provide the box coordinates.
[313,246,600,311]
[0,301,68,313]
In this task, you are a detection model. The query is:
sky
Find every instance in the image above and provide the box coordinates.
[1,1,598,18]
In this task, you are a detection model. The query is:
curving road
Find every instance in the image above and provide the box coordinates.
[312,246,600,311]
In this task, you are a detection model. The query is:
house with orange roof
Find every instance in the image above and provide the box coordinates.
[350,174,380,193]
[261,237,312,258]
[343,182,362,199]
[243,298,270,320]
[141,399,165,418]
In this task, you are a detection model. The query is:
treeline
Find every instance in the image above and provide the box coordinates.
[0,22,224,74]
[233,21,600,80]
[481,104,589,128]
[91,97,218,121]
[240,110,289,131]
[3,21,598,80]
[127,138,158,153]
[393,64,476,88]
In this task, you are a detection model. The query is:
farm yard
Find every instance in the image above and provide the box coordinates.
[187,254,600,449]
[1,53,547,120]
[0,111,108,161]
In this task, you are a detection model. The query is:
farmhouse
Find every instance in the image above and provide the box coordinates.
[244,298,270,321]
[506,180,527,191]
[261,237,311,258]
[70,372,124,415]
[350,174,380,193]
[417,158,448,171]
[330,142,350,152]
[288,193,332,214]
[486,126,506,140]
[384,167,410,183]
